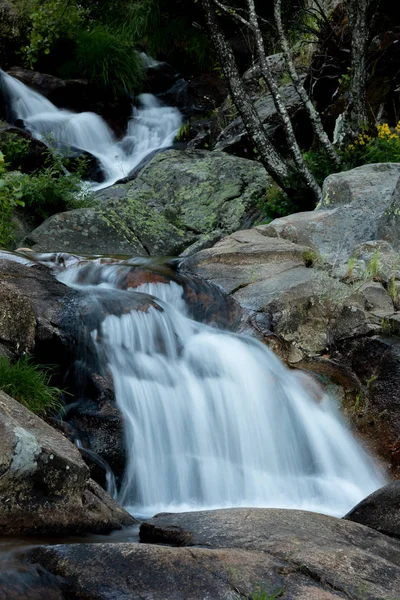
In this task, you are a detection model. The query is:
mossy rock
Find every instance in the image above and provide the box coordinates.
[23,149,270,256]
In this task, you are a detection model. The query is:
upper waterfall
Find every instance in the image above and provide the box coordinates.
[0,70,182,190]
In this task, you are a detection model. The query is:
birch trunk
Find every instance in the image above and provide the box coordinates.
[274,0,341,168]
[246,0,322,203]
[201,0,291,188]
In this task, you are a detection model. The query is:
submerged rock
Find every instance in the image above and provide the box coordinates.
[0,390,135,535]
[22,149,270,255]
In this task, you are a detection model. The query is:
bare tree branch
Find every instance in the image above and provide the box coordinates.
[274,0,341,167]
[246,0,322,202]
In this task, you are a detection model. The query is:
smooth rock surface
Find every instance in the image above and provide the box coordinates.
[139,508,400,599]
[0,258,77,359]
[0,390,136,535]
[31,505,400,599]
[24,149,269,255]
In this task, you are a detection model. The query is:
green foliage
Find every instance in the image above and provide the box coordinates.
[342,122,400,169]
[176,121,190,142]
[0,146,92,248]
[258,181,300,224]
[302,248,321,267]
[365,250,381,280]
[0,133,31,171]
[303,149,339,186]
[0,355,63,416]
[0,151,26,248]
[119,0,213,69]
[245,586,285,600]
[75,24,145,95]
[19,0,88,68]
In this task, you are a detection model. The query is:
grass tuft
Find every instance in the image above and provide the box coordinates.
[75,24,145,96]
[0,356,63,416]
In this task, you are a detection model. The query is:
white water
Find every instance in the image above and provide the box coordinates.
[0,70,182,190]
[58,263,386,518]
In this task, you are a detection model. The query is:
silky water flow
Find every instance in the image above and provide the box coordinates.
[59,262,386,518]
[0,69,182,190]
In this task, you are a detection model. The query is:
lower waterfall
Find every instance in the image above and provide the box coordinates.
[58,260,386,518]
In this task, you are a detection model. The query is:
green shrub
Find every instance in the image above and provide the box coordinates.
[6,150,92,220]
[0,151,26,248]
[75,25,145,96]
[0,133,31,171]
[118,0,213,70]
[303,149,339,186]
[257,181,300,224]
[19,0,88,67]
[0,355,63,416]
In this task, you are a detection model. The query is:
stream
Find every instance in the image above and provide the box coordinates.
[0,71,388,597]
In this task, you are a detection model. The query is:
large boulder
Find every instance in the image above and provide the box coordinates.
[22,149,270,255]
[262,163,400,264]
[345,481,400,538]
[30,507,400,599]
[0,390,135,535]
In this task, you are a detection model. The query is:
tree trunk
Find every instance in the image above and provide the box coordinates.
[246,0,322,204]
[344,0,372,136]
[201,0,291,189]
[274,0,341,168]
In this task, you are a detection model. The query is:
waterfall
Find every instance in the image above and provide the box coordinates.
[0,70,182,190]
[58,262,386,518]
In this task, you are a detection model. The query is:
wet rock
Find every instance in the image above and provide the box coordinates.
[21,208,148,256]
[24,149,269,256]
[5,68,90,113]
[0,390,136,535]
[345,481,400,538]
[0,259,77,360]
[31,542,296,600]
[0,563,65,600]
[334,335,400,476]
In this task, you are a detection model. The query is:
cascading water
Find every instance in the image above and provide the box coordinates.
[58,260,386,518]
[0,70,182,190]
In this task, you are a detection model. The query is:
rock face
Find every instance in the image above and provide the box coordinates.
[345,480,400,538]
[0,390,135,535]
[31,507,400,599]
[215,82,310,158]
[22,149,270,255]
